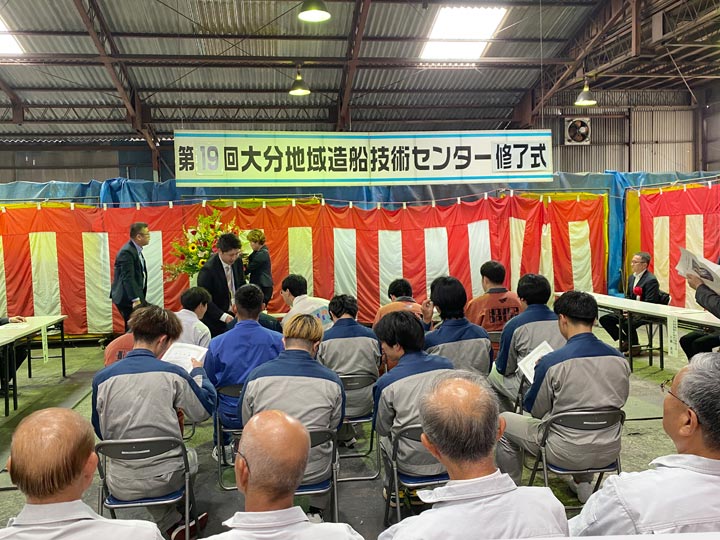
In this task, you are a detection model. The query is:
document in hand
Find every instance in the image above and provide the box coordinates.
[162,342,207,373]
[517,340,554,384]
[676,248,720,294]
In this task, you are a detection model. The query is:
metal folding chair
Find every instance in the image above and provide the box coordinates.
[215,384,244,490]
[527,409,625,506]
[295,429,339,522]
[96,437,198,539]
[383,425,449,526]
[338,374,380,482]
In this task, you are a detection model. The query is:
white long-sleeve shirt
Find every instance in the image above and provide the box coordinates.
[570,454,720,536]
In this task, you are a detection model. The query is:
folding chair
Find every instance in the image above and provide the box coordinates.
[527,409,625,506]
[338,374,380,482]
[383,425,449,526]
[295,429,339,522]
[96,437,198,540]
[215,384,244,490]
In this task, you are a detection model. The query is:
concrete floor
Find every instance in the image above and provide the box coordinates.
[0,324,684,538]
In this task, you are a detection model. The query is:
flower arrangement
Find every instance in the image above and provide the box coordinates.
[164,210,247,279]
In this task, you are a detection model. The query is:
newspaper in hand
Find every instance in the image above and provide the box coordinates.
[517,340,554,384]
[161,342,207,373]
[676,248,720,295]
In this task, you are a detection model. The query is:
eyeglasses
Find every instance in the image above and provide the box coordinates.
[232,440,250,474]
[660,376,693,409]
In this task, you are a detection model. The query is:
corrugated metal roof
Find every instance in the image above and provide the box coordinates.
[0,0,706,142]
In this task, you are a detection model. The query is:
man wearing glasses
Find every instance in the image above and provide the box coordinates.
[599,251,660,356]
[111,222,150,330]
[570,353,720,535]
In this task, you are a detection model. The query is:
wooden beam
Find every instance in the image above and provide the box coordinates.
[337,0,372,131]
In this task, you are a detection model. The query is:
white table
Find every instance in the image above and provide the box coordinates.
[589,293,720,370]
[0,315,67,416]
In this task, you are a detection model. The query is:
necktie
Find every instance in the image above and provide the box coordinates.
[139,250,147,289]
[225,265,234,308]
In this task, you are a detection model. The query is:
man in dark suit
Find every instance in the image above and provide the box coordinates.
[110,222,149,330]
[198,232,245,337]
[599,251,660,354]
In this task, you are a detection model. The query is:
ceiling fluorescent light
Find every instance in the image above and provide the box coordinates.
[421,6,506,61]
[0,16,23,54]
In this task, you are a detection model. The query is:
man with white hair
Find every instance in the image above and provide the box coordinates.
[206,410,362,540]
[379,371,567,539]
[570,352,720,535]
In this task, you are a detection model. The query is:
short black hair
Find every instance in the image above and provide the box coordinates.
[129,222,148,238]
[281,274,308,297]
[480,261,506,285]
[329,294,358,318]
[235,283,264,319]
[430,276,466,320]
[374,310,425,353]
[217,232,241,252]
[635,251,651,265]
[180,287,211,311]
[388,278,413,300]
[553,290,597,326]
[517,274,551,305]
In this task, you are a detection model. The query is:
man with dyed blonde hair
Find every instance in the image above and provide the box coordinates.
[240,314,344,522]
[2,407,161,539]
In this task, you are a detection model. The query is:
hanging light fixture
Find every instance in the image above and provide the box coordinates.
[289,66,311,96]
[298,0,331,22]
[574,78,597,107]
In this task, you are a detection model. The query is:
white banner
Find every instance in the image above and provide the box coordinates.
[174,129,553,187]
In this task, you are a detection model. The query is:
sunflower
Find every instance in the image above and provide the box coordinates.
[188,243,198,252]
[198,258,207,267]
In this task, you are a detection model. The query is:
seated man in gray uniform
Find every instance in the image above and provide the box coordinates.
[92,306,216,539]
[240,313,344,522]
[497,291,630,503]
[2,408,162,540]
[423,276,493,375]
[317,294,381,444]
[488,273,566,411]
[206,410,363,540]
[373,310,454,501]
[379,371,568,540]
[570,352,720,535]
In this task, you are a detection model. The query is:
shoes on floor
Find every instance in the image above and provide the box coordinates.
[339,437,357,448]
[211,444,235,465]
[306,506,324,523]
[168,511,208,540]
[383,487,424,508]
[565,478,594,504]
[623,346,642,357]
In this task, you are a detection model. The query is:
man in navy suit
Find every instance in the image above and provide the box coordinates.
[110,222,149,330]
[198,232,246,337]
[599,251,660,354]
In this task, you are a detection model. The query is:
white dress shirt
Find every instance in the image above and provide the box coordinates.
[0,500,162,540]
[175,308,211,348]
[379,470,568,540]
[569,453,720,536]
[204,506,363,540]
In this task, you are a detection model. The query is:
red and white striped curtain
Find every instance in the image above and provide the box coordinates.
[0,197,607,334]
[640,185,720,307]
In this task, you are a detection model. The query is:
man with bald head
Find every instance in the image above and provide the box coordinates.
[570,353,720,535]
[379,371,568,540]
[2,407,162,539]
[206,410,362,539]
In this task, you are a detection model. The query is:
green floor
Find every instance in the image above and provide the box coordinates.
[0,325,683,537]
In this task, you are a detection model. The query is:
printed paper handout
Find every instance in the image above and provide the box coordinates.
[517,340,554,384]
[162,343,207,373]
[676,248,720,295]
